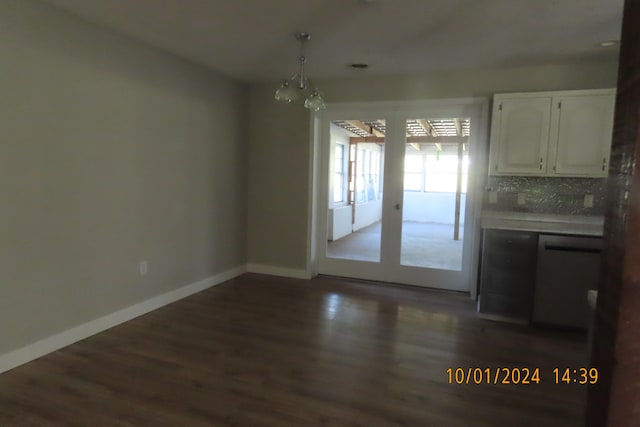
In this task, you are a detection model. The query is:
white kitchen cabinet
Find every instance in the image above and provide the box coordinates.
[490,97,551,175]
[489,89,615,177]
[548,94,615,177]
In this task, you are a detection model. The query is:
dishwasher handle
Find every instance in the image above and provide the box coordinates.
[543,244,601,254]
[539,234,603,254]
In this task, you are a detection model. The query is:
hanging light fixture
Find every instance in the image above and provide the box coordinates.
[274,32,326,111]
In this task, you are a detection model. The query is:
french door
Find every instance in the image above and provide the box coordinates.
[316,100,486,292]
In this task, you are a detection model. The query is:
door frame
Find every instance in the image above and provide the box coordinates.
[307,98,489,297]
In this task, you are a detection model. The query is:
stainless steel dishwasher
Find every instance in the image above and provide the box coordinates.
[532,234,602,329]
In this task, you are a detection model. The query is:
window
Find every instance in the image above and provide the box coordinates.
[403,153,469,193]
[352,145,384,204]
[333,145,345,203]
[355,149,365,203]
[424,154,469,193]
[349,144,356,203]
[368,151,380,201]
[404,155,424,191]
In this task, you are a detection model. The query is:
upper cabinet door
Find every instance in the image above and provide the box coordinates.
[549,94,615,177]
[490,97,552,175]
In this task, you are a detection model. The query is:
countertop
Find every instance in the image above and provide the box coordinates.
[480,211,604,237]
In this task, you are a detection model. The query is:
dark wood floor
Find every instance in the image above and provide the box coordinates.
[0,274,588,426]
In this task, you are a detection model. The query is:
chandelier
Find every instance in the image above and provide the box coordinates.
[274,32,326,111]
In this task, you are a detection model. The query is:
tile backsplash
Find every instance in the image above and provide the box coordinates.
[483,176,607,216]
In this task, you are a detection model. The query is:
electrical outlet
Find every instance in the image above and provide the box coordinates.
[139,261,148,276]
[489,191,498,204]
[584,194,594,208]
[517,193,526,205]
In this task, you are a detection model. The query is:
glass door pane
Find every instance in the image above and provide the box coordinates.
[400,118,470,271]
[326,119,386,262]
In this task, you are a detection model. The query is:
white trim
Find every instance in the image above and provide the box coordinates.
[0,265,246,375]
[492,88,615,100]
[246,263,312,280]
[322,98,489,115]
[468,100,490,300]
[314,98,489,294]
[305,111,321,278]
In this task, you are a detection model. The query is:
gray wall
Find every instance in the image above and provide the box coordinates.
[0,0,248,354]
[247,62,619,271]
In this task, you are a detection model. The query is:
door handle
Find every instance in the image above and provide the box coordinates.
[395,203,401,210]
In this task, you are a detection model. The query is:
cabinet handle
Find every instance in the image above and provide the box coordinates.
[539,157,544,171]
[602,157,607,171]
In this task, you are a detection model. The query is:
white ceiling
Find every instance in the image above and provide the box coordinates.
[40,0,624,83]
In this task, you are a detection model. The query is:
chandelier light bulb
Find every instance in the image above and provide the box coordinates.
[304,89,326,111]
[274,80,298,103]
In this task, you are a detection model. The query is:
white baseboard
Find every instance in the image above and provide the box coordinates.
[0,265,246,375]
[246,263,312,280]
